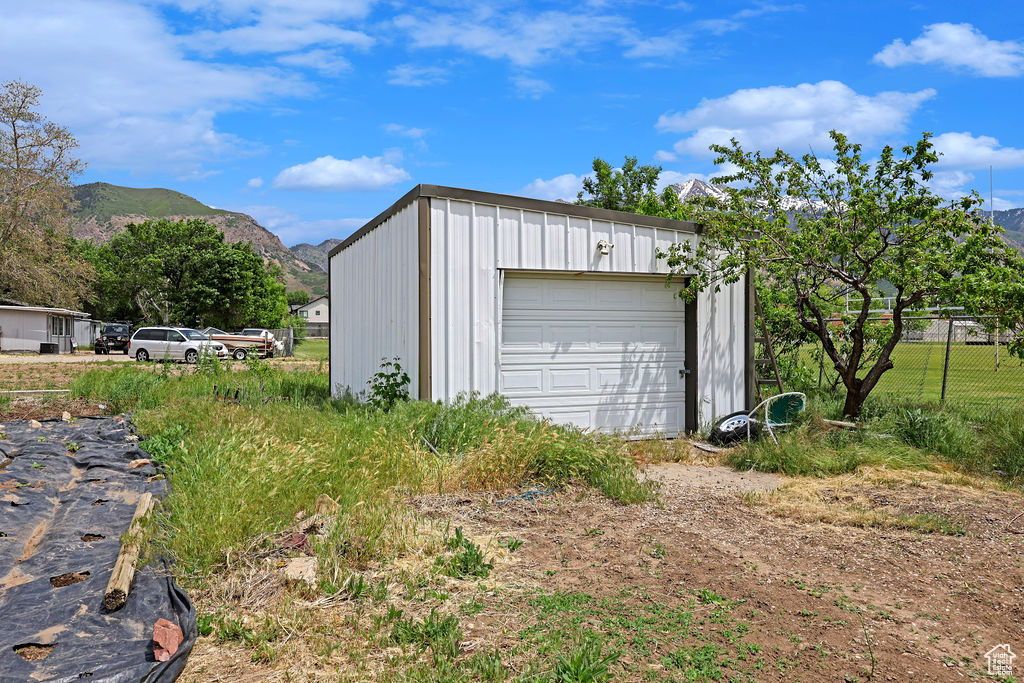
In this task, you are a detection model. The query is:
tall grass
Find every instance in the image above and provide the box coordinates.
[731,388,1023,483]
[70,365,652,577]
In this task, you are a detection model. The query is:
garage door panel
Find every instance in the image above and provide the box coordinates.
[501,323,544,348]
[597,366,680,391]
[500,369,544,393]
[500,274,686,435]
[549,368,591,392]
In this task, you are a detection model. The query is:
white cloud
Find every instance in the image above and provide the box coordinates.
[173,0,376,55]
[277,49,352,75]
[511,75,552,99]
[874,23,1024,77]
[931,132,1024,169]
[383,123,428,139]
[657,80,935,157]
[235,203,366,244]
[929,170,975,197]
[0,0,304,174]
[393,9,632,67]
[169,0,375,21]
[247,176,264,188]
[521,173,589,201]
[623,31,688,60]
[187,23,373,55]
[387,64,449,86]
[273,154,410,191]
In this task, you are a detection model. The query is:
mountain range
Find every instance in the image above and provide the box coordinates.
[70,181,1023,296]
[670,179,1024,249]
[72,183,330,295]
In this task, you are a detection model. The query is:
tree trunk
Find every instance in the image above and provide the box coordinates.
[842,389,868,419]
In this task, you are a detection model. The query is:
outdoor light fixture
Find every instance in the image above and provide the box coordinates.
[596,239,614,255]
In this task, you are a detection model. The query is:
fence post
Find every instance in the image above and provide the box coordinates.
[940,316,954,404]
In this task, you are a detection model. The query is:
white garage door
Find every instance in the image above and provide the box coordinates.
[499,273,686,435]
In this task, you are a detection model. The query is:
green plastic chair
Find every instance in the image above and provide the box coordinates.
[747,392,806,444]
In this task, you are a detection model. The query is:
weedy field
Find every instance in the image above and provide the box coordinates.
[52,362,1024,680]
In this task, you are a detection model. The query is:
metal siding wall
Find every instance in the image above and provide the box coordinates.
[696,278,747,427]
[329,202,418,398]
[429,197,742,413]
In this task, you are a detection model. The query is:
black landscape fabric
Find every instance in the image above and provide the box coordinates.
[0,416,196,682]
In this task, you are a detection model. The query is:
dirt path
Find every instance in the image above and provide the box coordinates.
[408,463,1024,681]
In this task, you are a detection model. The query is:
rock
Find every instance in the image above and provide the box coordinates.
[61,411,72,422]
[125,434,139,443]
[153,617,183,661]
[315,493,339,516]
[282,556,318,585]
[129,459,151,469]
[29,420,42,428]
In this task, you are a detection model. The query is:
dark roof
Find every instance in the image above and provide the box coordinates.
[329,184,702,259]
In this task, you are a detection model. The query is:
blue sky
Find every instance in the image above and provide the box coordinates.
[6,1,1024,246]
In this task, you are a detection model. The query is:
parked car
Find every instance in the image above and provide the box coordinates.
[129,327,228,363]
[95,322,132,355]
[200,327,275,360]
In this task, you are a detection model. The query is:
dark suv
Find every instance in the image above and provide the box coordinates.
[95,322,132,355]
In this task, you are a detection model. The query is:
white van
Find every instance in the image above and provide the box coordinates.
[129,327,228,363]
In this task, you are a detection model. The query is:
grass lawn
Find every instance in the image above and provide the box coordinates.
[293,338,328,361]
[797,342,1023,410]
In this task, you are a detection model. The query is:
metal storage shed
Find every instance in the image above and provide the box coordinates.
[329,185,753,435]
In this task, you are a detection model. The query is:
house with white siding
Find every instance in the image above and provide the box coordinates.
[0,300,89,354]
[328,185,752,435]
[290,295,329,321]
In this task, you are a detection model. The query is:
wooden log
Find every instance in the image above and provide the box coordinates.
[103,492,155,612]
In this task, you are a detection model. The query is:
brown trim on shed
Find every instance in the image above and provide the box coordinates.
[417,197,432,400]
[684,295,699,433]
[328,184,702,258]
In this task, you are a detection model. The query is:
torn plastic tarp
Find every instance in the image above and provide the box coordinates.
[0,416,196,682]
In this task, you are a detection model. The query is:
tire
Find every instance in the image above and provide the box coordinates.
[708,410,760,446]
[184,349,198,364]
[123,348,129,355]
[94,348,102,355]
[232,348,247,361]
[136,349,149,362]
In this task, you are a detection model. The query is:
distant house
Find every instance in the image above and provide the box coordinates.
[0,299,89,353]
[290,295,329,321]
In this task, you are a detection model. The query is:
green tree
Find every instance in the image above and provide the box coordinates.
[577,156,677,214]
[661,131,1024,417]
[85,218,287,329]
[286,289,310,307]
[0,80,93,306]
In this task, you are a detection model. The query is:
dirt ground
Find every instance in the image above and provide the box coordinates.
[180,462,1024,682]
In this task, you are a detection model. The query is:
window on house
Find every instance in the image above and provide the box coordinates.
[300,311,308,318]
[315,310,321,316]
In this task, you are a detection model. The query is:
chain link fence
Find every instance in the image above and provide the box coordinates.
[784,315,1022,413]
[267,328,296,357]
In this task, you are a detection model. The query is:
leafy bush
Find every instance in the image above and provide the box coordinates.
[367,357,410,411]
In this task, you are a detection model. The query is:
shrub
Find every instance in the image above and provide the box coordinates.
[367,357,410,411]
